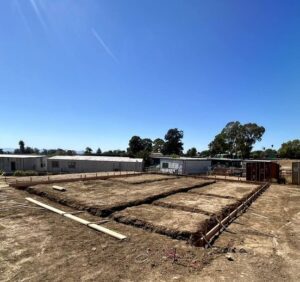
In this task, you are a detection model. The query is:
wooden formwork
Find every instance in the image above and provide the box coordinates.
[198,182,270,247]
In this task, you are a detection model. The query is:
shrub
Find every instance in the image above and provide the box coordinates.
[13,170,38,177]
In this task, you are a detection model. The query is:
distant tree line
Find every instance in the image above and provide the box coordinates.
[1,123,299,160]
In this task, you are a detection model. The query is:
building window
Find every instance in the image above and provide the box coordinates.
[51,161,59,168]
[162,162,169,169]
[68,161,76,169]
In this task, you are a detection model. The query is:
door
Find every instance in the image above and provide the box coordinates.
[11,161,16,171]
[292,163,300,185]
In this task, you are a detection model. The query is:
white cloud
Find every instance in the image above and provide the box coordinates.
[92,28,118,63]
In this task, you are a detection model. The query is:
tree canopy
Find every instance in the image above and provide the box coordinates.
[152,138,165,153]
[84,147,93,155]
[209,121,265,158]
[186,147,197,157]
[278,139,300,159]
[161,128,184,155]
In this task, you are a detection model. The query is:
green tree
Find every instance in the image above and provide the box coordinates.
[84,147,93,155]
[19,140,25,154]
[142,138,153,152]
[186,147,197,157]
[66,150,76,156]
[128,136,144,155]
[238,123,265,158]
[161,128,184,155]
[264,148,277,159]
[198,150,210,157]
[209,133,229,156]
[209,121,265,158]
[152,138,165,153]
[278,139,300,159]
[250,150,264,159]
[96,148,102,155]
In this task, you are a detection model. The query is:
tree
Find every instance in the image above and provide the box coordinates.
[19,140,25,154]
[128,136,145,155]
[96,148,102,155]
[198,150,210,157]
[250,150,264,159]
[209,133,229,156]
[238,123,265,158]
[278,139,300,159]
[264,148,277,159]
[209,121,265,158]
[0,149,3,154]
[101,150,128,157]
[161,128,184,155]
[220,122,241,156]
[152,138,165,153]
[84,147,93,155]
[66,150,76,156]
[142,138,153,152]
[186,147,197,157]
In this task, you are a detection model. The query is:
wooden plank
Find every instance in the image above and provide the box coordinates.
[52,185,66,192]
[26,197,127,240]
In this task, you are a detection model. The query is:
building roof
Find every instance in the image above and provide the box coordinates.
[0,154,45,159]
[48,155,143,163]
[244,159,274,163]
[155,156,243,162]
[158,156,211,161]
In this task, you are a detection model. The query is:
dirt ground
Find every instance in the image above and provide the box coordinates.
[109,174,177,184]
[26,177,213,216]
[154,193,238,215]
[189,181,260,200]
[5,171,141,186]
[113,204,211,241]
[1,175,299,281]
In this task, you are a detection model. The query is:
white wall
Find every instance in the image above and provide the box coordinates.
[47,159,143,173]
[0,157,47,173]
[160,159,211,175]
[160,159,184,174]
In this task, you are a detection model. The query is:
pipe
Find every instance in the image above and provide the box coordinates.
[26,197,126,240]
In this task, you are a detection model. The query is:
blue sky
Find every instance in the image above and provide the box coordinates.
[0,0,299,152]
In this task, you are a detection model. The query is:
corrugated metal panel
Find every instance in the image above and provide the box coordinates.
[0,154,46,159]
[47,158,143,173]
[246,162,280,182]
[292,162,300,185]
[48,155,143,163]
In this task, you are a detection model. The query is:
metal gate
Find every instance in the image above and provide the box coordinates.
[292,162,300,185]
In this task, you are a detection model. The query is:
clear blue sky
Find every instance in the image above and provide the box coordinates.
[0,0,299,152]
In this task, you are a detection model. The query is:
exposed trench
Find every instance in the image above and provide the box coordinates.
[113,183,268,246]
[108,176,180,185]
[25,180,215,217]
[24,176,268,247]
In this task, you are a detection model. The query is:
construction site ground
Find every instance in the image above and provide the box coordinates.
[0,174,299,281]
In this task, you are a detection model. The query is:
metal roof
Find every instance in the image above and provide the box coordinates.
[48,155,143,163]
[158,156,210,161]
[0,154,46,159]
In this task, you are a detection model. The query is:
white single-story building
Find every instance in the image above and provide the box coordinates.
[0,154,47,173]
[158,157,212,175]
[47,155,144,173]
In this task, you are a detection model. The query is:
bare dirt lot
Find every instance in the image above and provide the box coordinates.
[154,192,238,215]
[109,174,177,184]
[1,175,299,281]
[189,181,260,200]
[26,177,214,216]
[113,204,211,243]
